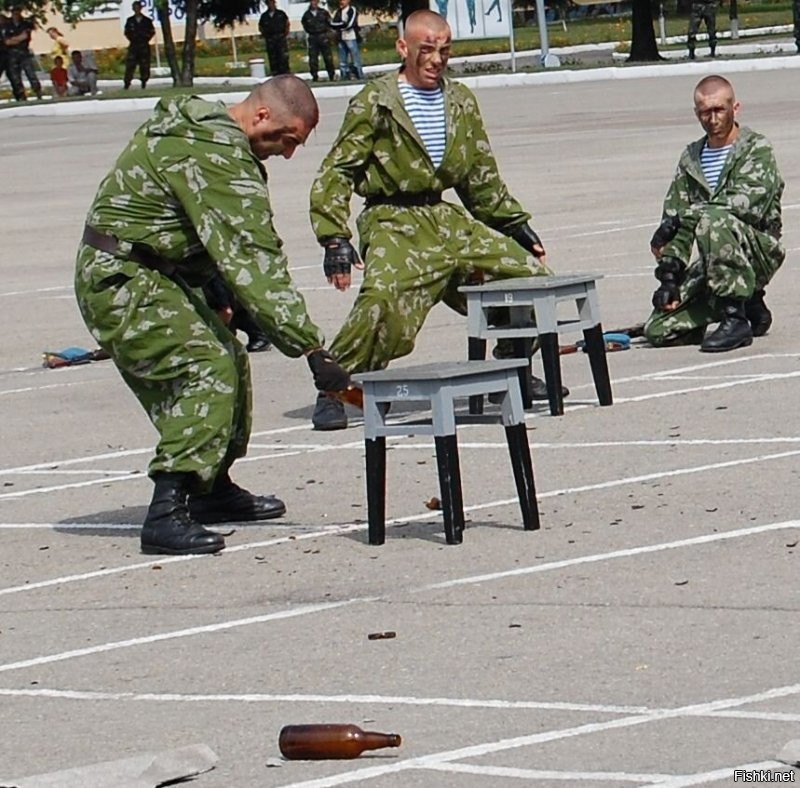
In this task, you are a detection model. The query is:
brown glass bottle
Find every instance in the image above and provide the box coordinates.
[278,724,402,760]
[331,385,364,410]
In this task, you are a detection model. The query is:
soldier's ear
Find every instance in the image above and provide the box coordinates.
[396,37,408,60]
[254,106,272,127]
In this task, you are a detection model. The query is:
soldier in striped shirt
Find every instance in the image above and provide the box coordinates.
[308,9,560,431]
[645,75,784,353]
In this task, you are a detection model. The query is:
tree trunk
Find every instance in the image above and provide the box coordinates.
[627,0,664,62]
[180,0,198,86]
[156,1,181,86]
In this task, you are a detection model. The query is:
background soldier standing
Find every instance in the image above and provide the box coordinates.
[687,0,717,59]
[123,1,155,90]
[259,0,291,76]
[3,6,42,101]
[302,0,336,82]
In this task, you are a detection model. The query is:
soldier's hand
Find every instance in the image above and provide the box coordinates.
[306,348,351,392]
[322,237,363,292]
[652,280,680,311]
[510,224,546,259]
[650,215,681,258]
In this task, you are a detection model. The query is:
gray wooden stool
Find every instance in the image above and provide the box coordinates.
[459,273,613,417]
[352,360,540,546]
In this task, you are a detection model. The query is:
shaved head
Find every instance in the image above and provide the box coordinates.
[397,10,451,89]
[229,75,319,160]
[694,74,735,103]
[249,74,319,128]
[692,74,739,147]
[404,9,451,38]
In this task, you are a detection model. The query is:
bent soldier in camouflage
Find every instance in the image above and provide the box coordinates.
[645,76,784,353]
[75,77,349,555]
[309,10,554,430]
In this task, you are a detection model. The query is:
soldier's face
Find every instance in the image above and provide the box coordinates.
[694,89,739,146]
[250,111,314,160]
[397,28,451,89]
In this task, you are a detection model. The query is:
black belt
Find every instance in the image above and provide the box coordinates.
[364,192,443,209]
[82,225,176,277]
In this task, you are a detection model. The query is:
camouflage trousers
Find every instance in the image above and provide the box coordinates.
[687,1,717,49]
[644,208,784,346]
[329,202,547,373]
[75,246,251,491]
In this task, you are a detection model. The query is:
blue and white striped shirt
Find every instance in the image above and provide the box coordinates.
[700,142,732,189]
[399,82,446,169]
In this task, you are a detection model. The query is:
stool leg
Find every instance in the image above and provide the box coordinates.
[511,337,534,410]
[434,434,465,545]
[468,337,487,415]
[505,423,540,531]
[582,323,613,406]
[538,332,564,416]
[365,437,387,545]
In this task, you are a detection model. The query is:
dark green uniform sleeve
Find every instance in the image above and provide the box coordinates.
[310,92,376,241]
[452,89,530,234]
[162,155,323,358]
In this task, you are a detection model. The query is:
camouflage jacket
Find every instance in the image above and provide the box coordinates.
[82,95,322,357]
[310,70,531,241]
[660,125,784,264]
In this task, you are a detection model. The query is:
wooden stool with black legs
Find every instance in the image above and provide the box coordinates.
[459,273,614,417]
[352,360,540,546]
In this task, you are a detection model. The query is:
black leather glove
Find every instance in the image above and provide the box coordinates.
[651,257,685,310]
[322,237,360,279]
[509,224,545,257]
[650,215,681,250]
[307,349,351,392]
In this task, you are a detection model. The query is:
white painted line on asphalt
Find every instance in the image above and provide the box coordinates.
[1,447,798,596]
[0,521,795,672]
[272,684,800,788]
[642,761,783,787]
[0,285,69,298]
[3,688,800,728]
[14,468,142,475]
[0,380,95,397]
[0,523,140,530]
[422,763,672,782]
[416,520,799,593]
[0,687,649,714]
[0,473,143,500]
[0,598,367,675]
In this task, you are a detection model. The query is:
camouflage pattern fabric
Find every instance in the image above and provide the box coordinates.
[687,0,717,51]
[75,95,323,487]
[645,125,784,346]
[310,71,547,373]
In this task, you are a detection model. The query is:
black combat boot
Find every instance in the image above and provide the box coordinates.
[709,44,716,57]
[189,472,286,524]
[744,289,772,337]
[312,392,348,431]
[700,299,753,352]
[688,46,696,60]
[141,472,226,555]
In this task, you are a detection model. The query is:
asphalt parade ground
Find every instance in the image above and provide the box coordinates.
[1,68,799,786]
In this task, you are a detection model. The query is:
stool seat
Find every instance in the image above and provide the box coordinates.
[353,360,540,545]
[459,273,614,416]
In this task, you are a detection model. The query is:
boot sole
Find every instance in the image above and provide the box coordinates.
[191,504,287,524]
[700,336,754,353]
[312,420,348,431]
[141,542,225,555]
